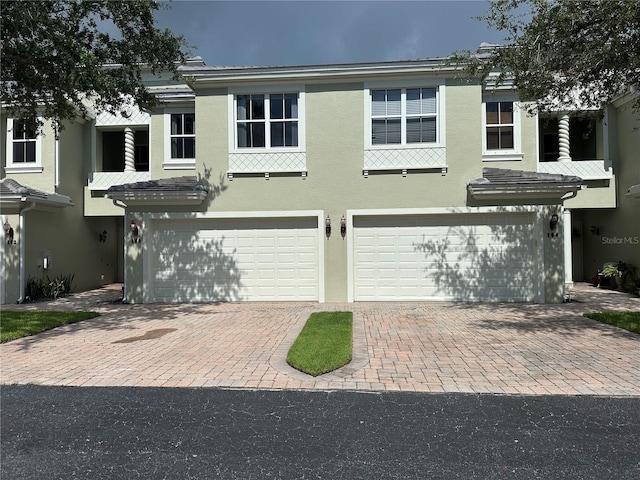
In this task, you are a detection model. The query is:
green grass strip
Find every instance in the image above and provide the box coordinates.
[583,311,640,334]
[0,310,100,343]
[287,311,353,376]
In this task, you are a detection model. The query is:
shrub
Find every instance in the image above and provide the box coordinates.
[25,273,75,301]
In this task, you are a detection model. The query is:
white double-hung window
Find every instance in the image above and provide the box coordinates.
[236,93,299,148]
[482,95,523,161]
[371,88,438,145]
[364,82,446,172]
[164,108,196,169]
[5,118,43,173]
[228,88,306,175]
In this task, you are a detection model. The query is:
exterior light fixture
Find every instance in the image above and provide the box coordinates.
[325,215,331,237]
[99,230,107,243]
[4,220,15,245]
[549,213,559,231]
[130,219,140,243]
[340,215,346,237]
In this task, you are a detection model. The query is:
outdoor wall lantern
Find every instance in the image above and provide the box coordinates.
[325,215,331,237]
[98,230,108,243]
[549,213,559,231]
[130,219,141,243]
[340,215,347,237]
[4,220,15,245]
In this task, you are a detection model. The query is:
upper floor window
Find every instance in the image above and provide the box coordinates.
[12,120,37,163]
[370,87,438,146]
[170,113,195,159]
[164,109,196,170]
[236,93,299,149]
[5,118,42,173]
[485,101,514,150]
[482,97,522,161]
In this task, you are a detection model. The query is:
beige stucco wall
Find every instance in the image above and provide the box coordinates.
[122,77,564,303]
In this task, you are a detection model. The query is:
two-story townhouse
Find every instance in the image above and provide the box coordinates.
[102,56,586,305]
[3,53,635,305]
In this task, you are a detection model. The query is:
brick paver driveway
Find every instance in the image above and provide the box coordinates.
[1,284,639,395]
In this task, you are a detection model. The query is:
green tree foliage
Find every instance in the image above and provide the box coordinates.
[1,0,188,127]
[460,0,640,113]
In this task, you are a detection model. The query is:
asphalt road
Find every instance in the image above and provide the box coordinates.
[1,385,638,479]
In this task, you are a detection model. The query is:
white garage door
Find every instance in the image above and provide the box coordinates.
[151,217,319,302]
[354,213,536,302]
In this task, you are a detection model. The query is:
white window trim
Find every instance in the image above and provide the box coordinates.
[228,85,306,154]
[163,107,196,170]
[482,96,523,162]
[364,79,446,149]
[5,118,43,174]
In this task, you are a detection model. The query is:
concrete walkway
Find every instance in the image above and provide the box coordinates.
[1,283,639,395]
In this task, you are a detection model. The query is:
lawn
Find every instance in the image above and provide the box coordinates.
[0,310,100,342]
[287,311,353,376]
[583,311,640,334]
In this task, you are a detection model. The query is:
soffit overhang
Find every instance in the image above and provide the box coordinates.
[0,179,74,213]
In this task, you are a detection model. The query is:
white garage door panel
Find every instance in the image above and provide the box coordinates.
[354,213,536,302]
[152,218,319,302]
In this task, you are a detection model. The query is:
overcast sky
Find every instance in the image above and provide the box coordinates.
[154,0,507,67]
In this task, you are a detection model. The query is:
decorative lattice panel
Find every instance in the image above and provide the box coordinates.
[537,160,612,180]
[229,152,307,173]
[364,147,446,170]
[96,105,150,127]
[88,171,151,191]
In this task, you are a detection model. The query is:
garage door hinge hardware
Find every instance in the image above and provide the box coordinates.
[265,172,270,180]
[363,170,369,178]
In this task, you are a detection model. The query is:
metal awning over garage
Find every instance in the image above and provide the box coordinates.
[467,167,583,202]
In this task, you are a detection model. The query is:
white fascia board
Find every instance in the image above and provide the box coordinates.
[468,184,581,200]
[0,194,73,211]
[347,206,540,217]
[147,210,324,220]
[107,191,207,205]
[187,62,463,87]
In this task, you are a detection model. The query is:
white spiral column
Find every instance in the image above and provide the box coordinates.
[557,114,571,162]
[124,127,136,172]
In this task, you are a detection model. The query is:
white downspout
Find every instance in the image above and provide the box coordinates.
[111,199,128,302]
[54,121,60,188]
[18,201,37,303]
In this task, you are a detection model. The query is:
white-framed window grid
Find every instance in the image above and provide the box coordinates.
[482,96,523,161]
[365,82,444,149]
[5,117,43,173]
[234,93,300,150]
[228,87,305,154]
[163,108,196,170]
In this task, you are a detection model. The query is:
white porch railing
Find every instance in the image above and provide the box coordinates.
[537,160,613,180]
[88,171,151,191]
